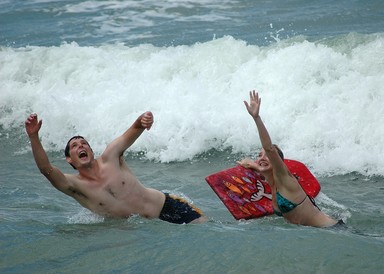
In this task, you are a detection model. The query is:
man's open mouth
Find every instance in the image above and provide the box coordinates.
[79,151,88,159]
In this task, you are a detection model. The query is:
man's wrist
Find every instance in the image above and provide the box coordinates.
[28,133,39,139]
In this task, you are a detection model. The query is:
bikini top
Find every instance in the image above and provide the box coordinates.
[276,191,307,214]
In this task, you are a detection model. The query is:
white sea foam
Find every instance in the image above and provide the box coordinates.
[1,34,384,176]
[67,208,105,224]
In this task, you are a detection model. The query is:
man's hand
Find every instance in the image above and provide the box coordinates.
[25,113,42,137]
[140,111,153,130]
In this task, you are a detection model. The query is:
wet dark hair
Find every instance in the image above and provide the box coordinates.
[65,136,86,157]
[65,136,88,170]
[273,144,284,160]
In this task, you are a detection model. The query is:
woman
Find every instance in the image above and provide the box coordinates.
[237,90,341,228]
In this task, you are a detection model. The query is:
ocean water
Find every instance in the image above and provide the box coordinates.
[1,0,384,273]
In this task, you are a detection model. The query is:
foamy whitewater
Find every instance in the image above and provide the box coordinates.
[1,34,384,175]
[1,1,384,273]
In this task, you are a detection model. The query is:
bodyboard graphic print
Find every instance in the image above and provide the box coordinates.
[205,159,321,220]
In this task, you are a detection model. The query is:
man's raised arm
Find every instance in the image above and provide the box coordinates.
[25,114,70,193]
[102,111,154,159]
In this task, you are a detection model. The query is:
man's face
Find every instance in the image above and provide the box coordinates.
[66,138,94,168]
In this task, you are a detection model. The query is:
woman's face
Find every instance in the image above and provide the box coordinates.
[256,148,273,173]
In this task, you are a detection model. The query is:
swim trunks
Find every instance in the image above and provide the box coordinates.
[159,193,204,224]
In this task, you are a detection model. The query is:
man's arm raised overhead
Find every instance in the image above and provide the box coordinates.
[101,111,154,161]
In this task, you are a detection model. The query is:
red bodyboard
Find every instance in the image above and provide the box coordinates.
[205,159,321,220]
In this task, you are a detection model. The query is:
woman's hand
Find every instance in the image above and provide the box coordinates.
[244,90,261,119]
[236,158,256,169]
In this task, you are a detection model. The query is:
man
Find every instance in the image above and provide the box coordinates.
[25,111,205,224]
